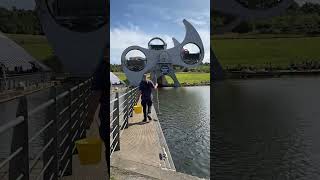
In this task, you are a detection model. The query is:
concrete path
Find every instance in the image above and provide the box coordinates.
[111,99,203,180]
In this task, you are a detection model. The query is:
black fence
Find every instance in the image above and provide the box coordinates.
[110,87,139,157]
[0,78,91,180]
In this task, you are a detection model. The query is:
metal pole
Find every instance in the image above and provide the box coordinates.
[76,85,81,141]
[114,92,120,151]
[44,86,59,180]
[9,96,29,180]
[80,82,86,139]
[125,88,129,129]
[130,88,134,118]
[64,88,73,176]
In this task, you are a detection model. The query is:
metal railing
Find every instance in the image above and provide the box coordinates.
[0,78,92,180]
[110,87,139,157]
[0,72,52,91]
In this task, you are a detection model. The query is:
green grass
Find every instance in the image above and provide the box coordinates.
[212,33,309,39]
[113,72,127,81]
[212,36,320,68]
[165,72,210,85]
[6,33,53,61]
[113,72,210,85]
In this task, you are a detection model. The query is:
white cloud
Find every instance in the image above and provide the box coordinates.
[188,18,208,26]
[110,26,210,64]
[197,29,211,63]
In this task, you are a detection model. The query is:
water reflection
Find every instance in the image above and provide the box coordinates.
[213,77,320,179]
[157,86,210,178]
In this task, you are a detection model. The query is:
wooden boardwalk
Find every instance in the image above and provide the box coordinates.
[62,105,109,180]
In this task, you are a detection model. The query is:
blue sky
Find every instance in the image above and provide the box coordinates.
[110,0,210,64]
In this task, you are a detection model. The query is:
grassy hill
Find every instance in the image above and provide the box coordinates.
[212,35,320,68]
[114,72,210,86]
[6,33,53,61]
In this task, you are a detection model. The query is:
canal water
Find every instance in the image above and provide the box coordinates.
[213,77,320,179]
[157,86,210,178]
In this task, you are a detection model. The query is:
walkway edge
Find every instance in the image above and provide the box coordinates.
[151,106,176,171]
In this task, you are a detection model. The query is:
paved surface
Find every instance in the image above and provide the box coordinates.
[62,105,109,180]
[111,99,203,180]
[111,98,165,179]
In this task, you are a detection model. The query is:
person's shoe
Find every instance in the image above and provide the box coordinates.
[142,118,147,122]
[147,115,152,120]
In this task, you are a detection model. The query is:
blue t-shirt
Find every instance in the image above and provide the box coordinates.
[139,80,155,101]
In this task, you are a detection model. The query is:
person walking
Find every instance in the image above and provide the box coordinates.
[139,74,158,122]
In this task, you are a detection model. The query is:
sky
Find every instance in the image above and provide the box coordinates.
[0,0,35,10]
[110,0,211,64]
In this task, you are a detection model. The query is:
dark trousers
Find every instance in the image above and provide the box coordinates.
[141,99,152,120]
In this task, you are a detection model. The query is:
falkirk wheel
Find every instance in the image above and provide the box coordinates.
[212,0,295,80]
[35,0,108,77]
[121,19,204,87]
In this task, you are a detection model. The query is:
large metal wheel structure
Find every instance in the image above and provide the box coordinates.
[35,0,109,77]
[121,19,205,87]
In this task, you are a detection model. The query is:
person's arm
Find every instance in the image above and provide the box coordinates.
[150,80,158,89]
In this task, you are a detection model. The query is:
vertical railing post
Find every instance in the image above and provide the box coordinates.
[9,96,29,180]
[114,92,120,151]
[44,86,59,180]
[80,82,86,139]
[69,87,76,156]
[63,88,73,176]
[85,79,91,125]
[76,85,81,142]
[124,88,130,129]
[129,88,133,118]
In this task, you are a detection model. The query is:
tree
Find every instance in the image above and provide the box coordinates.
[0,6,42,35]
[232,21,252,33]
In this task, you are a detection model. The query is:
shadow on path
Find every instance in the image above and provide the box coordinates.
[128,120,151,126]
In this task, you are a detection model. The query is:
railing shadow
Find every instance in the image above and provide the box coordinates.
[128,121,150,127]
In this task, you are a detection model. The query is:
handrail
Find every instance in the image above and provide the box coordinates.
[0,77,92,180]
[110,86,139,157]
[0,116,24,135]
[110,87,139,102]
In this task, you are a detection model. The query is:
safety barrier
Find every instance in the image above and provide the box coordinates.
[0,72,52,91]
[0,78,91,180]
[110,87,139,157]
